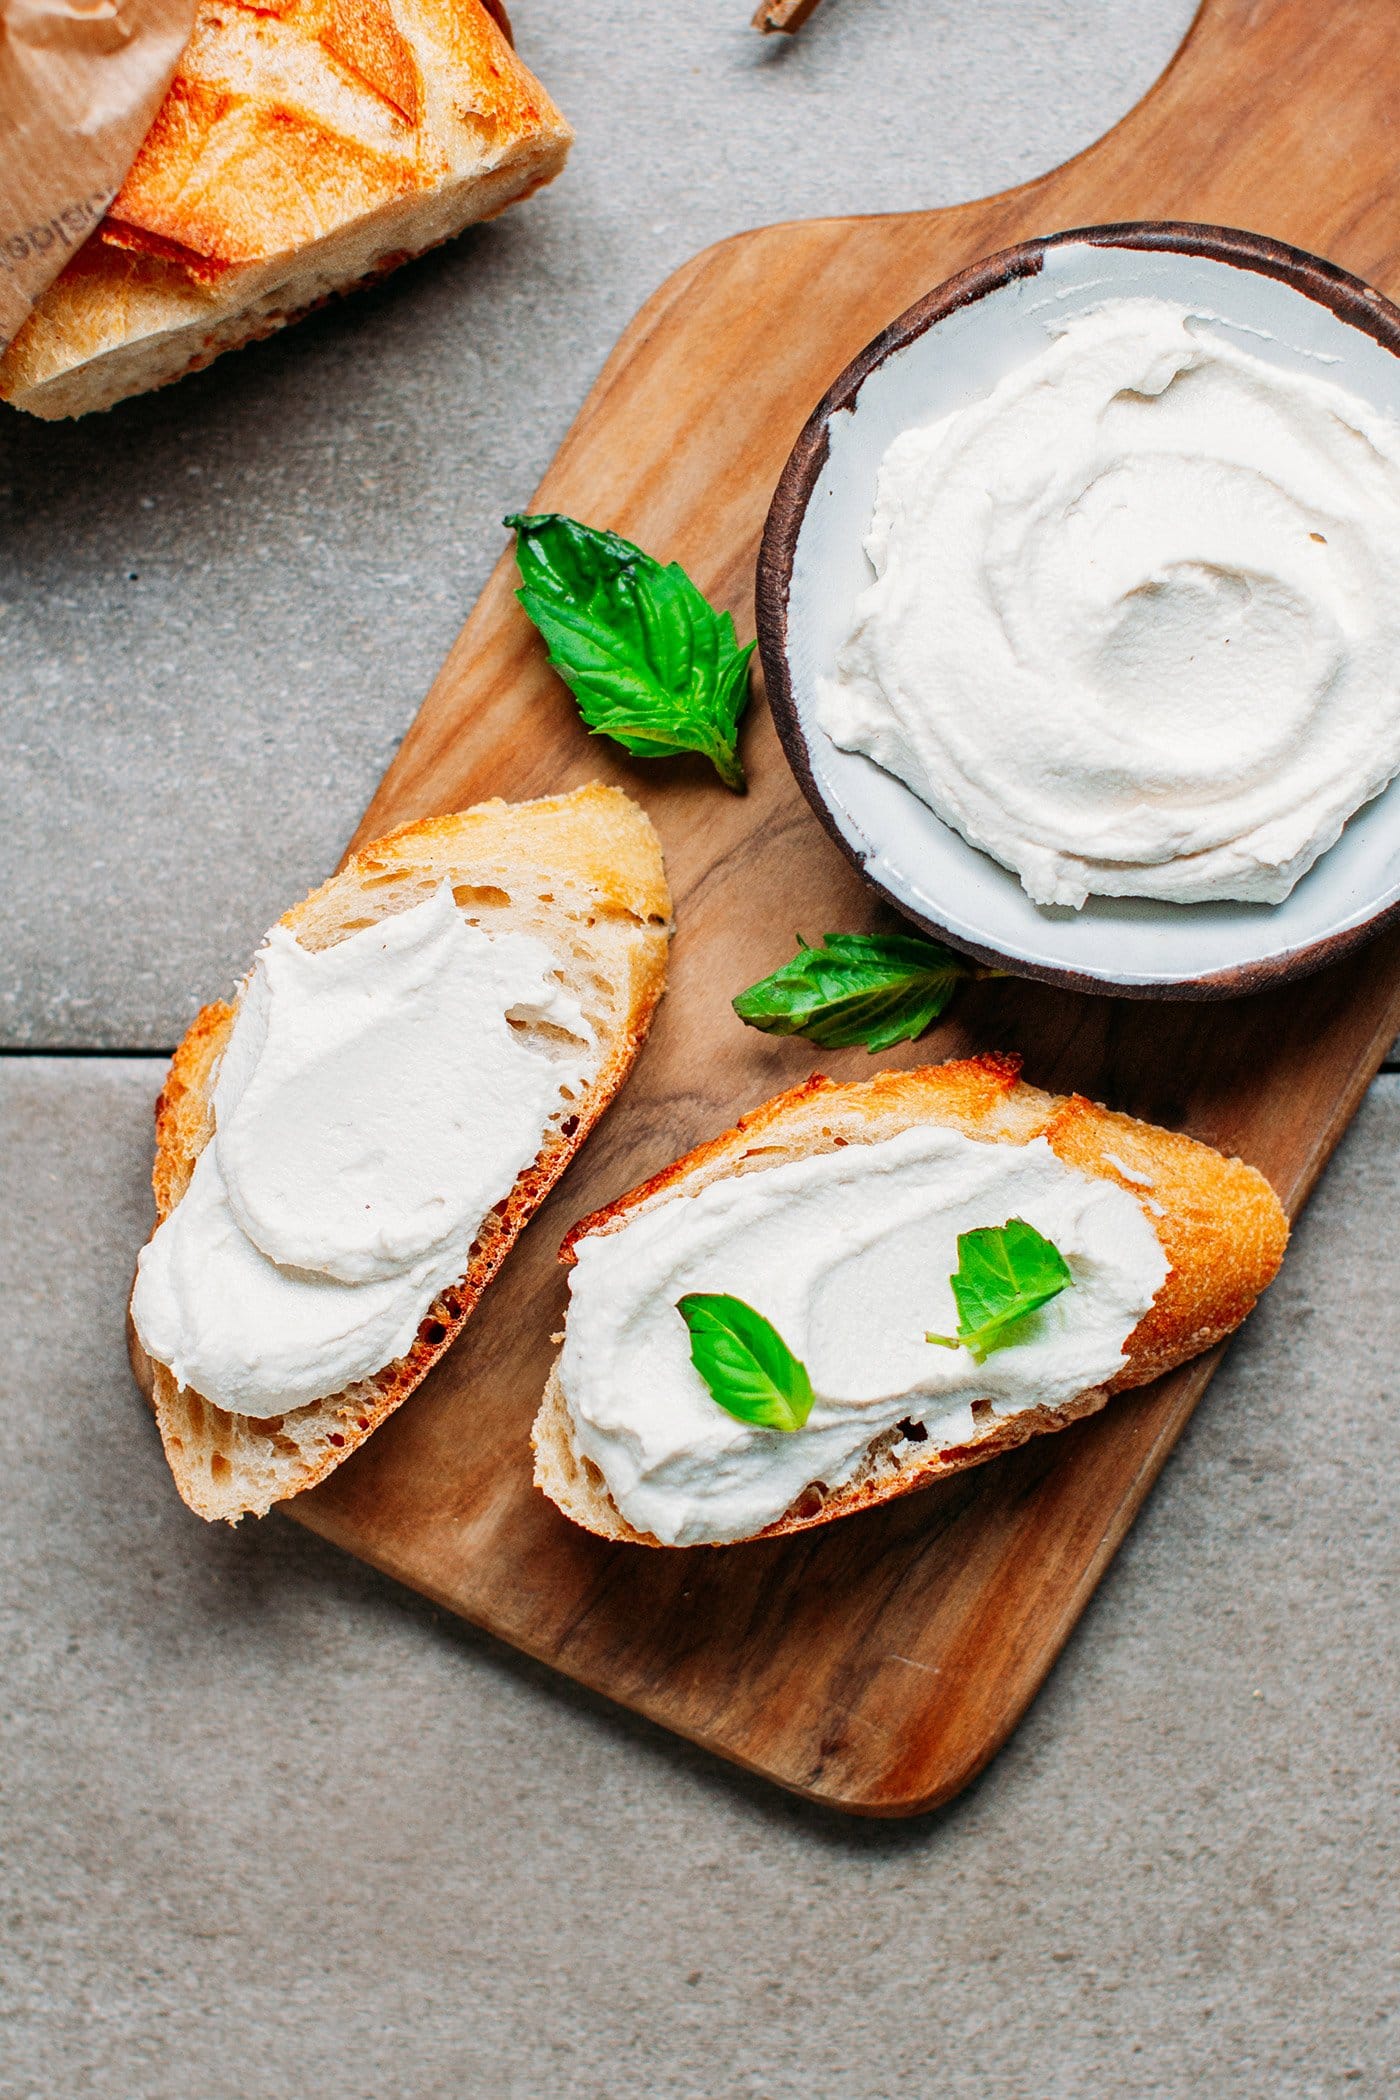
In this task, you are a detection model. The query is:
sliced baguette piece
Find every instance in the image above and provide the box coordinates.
[532,1052,1289,1546]
[132,784,670,1524]
[0,0,571,419]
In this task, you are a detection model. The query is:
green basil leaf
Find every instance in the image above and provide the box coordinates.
[926,1217,1073,1364]
[677,1292,815,1433]
[506,512,753,791]
[732,930,971,1051]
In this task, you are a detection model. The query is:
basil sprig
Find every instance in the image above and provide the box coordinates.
[926,1218,1073,1364]
[732,931,972,1053]
[506,512,754,791]
[677,1293,815,1433]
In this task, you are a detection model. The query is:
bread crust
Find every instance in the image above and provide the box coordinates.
[532,1054,1290,1546]
[136,783,670,1523]
[0,0,571,418]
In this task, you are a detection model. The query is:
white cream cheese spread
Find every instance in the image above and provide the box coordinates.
[817,297,1400,907]
[132,884,593,1416]
[557,1126,1168,1546]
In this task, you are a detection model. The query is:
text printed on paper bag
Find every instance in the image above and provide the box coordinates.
[0,192,113,277]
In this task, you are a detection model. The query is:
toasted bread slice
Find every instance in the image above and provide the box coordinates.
[0,0,571,419]
[532,1053,1289,1546]
[132,784,670,1523]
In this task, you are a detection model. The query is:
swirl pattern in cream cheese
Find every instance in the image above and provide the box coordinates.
[817,298,1400,907]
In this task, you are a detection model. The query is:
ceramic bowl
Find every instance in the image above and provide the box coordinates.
[756,222,1400,999]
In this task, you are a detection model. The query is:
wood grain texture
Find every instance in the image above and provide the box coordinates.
[281,0,1400,1813]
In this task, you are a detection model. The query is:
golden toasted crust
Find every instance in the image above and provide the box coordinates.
[0,0,571,417]
[532,1055,1290,1546]
[136,784,670,1524]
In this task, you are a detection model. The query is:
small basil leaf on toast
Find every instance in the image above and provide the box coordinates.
[926,1217,1073,1364]
[678,1292,815,1432]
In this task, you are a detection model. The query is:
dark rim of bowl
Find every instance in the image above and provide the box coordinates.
[756,220,1400,1002]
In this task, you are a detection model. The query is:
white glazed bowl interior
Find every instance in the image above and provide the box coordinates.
[780,235,1400,994]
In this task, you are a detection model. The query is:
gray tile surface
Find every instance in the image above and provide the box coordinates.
[0,0,1193,1048]
[6,7,1397,2093]
[2,1057,1395,2099]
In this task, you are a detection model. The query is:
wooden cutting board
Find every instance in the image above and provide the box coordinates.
[287,0,1400,1813]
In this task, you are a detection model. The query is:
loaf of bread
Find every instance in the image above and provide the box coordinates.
[130,785,670,1522]
[0,0,570,418]
[533,1053,1290,1545]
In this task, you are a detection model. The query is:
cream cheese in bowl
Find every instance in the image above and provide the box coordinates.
[759,226,1400,995]
[817,296,1400,910]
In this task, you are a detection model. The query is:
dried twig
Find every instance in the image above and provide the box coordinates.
[753,0,826,33]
